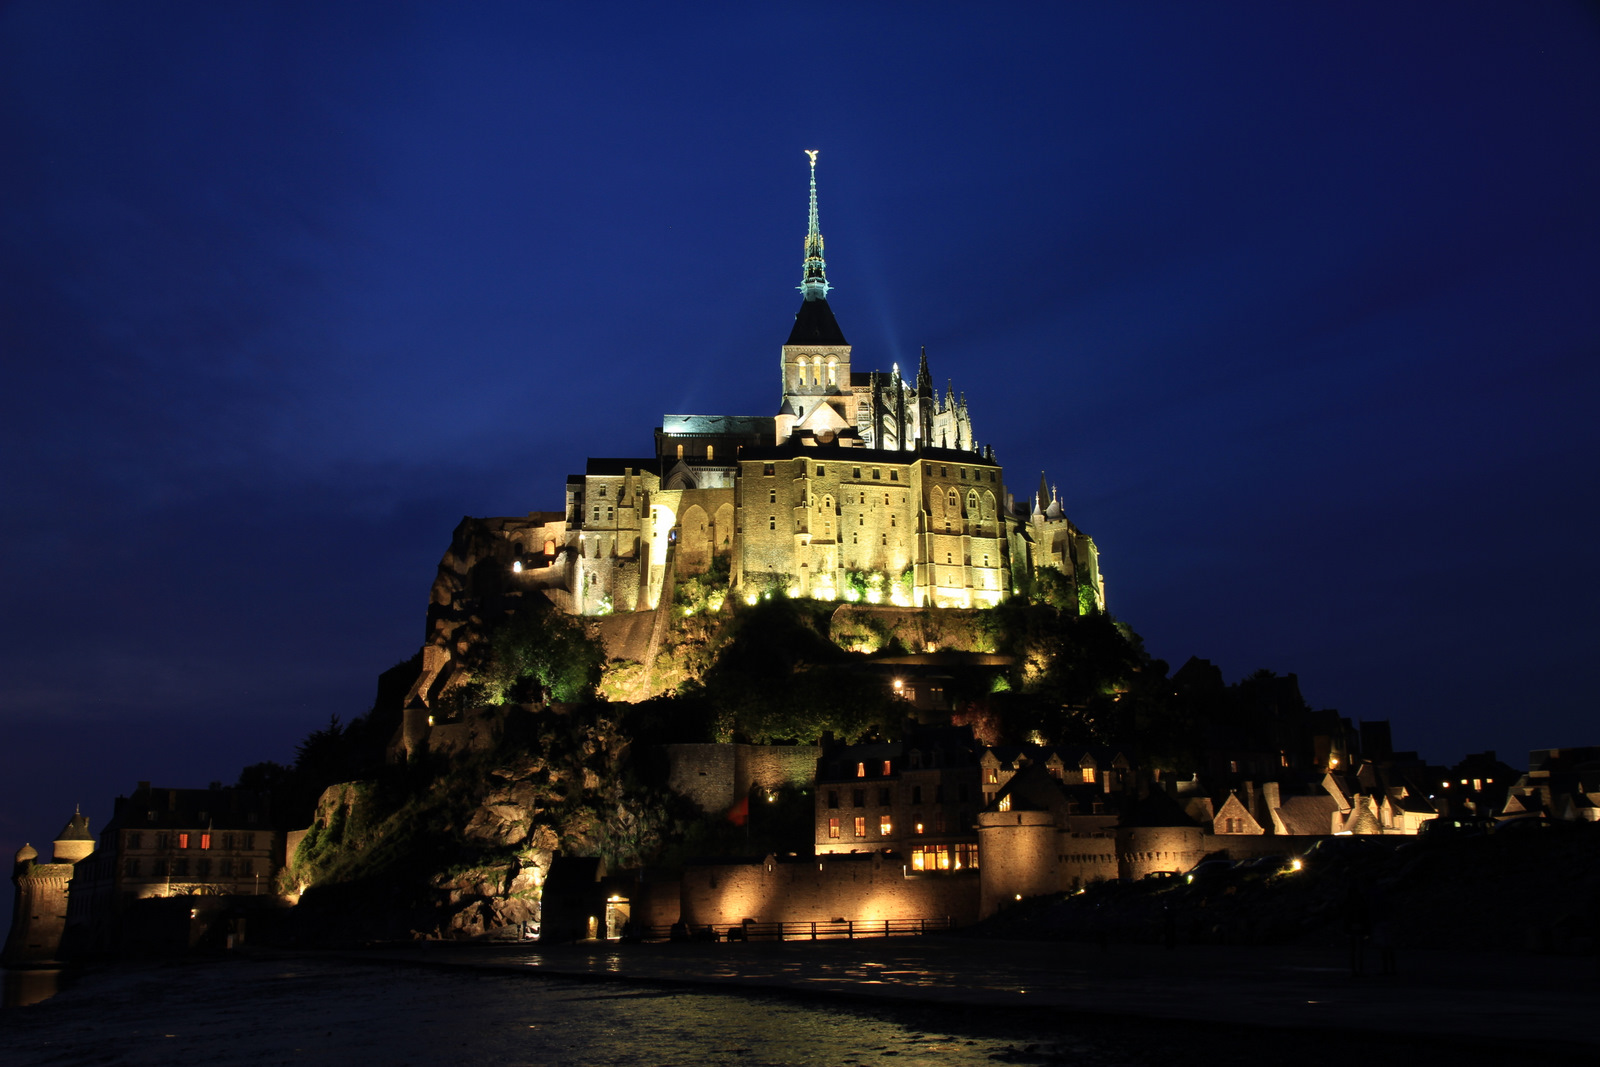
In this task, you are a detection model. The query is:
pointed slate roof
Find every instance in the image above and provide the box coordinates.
[56,809,92,841]
[786,297,848,346]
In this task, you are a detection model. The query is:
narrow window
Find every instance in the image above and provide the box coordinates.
[859,515,864,526]
[598,486,607,497]
[853,789,865,806]
[856,762,866,778]
[890,470,899,481]
[881,534,887,545]
[828,818,840,839]
[817,465,825,476]
[879,787,891,806]
[200,833,211,850]
[873,468,881,480]
[769,516,776,531]
[883,494,890,505]
[854,816,867,838]
[827,358,837,385]
[769,489,777,503]
[915,822,925,835]
[706,444,714,461]
[879,815,893,836]
[178,833,190,849]
[890,515,896,527]
[882,759,892,775]
[912,785,923,804]
[827,790,838,808]
[677,444,684,459]
[853,467,862,479]
[986,769,998,785]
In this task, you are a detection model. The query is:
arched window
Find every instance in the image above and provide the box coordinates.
[821,494,834,513]
[967,490,980,528]
[947,488,960,513]
[827,357,837,386]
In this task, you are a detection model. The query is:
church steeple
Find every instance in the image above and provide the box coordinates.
[799,150,830,300]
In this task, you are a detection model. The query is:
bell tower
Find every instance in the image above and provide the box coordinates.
[778,150,854,443]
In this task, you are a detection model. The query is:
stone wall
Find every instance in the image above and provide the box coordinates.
[4,862,74,964]
[665,743,822,813]
[680,852,979,927]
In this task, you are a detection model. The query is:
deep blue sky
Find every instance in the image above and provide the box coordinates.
[3,3,1598,867]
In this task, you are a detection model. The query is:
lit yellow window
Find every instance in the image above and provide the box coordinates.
[1082,766,1096,784]
[854,816,866,837]
[914,822,925,835]
[856,762,865,777]
[998,795,1011,813]
[827,358,837,386]
[882,760,891,775]
[911,848,926,871]
[828,818,840,839]
[879,815,892,836]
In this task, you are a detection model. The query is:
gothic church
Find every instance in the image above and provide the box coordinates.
[478,153,1103,616]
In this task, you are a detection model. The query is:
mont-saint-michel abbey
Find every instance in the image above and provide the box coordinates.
[11,154,1595,994]
[454,152,1101,620]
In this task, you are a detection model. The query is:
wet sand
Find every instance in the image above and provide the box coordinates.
[1,940,1592,1066]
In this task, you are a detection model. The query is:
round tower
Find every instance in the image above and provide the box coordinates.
[53,808,94,864]
[976,809,1058,917]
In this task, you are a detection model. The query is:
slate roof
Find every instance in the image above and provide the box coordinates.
[56,811,93,841]
[1274,794,1339,836]
[786,297,849,346]
[660,415,776,437]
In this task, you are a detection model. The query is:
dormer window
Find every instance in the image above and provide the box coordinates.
[598,486,606,497]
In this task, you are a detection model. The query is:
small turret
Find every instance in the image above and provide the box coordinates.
[14,843,37,866]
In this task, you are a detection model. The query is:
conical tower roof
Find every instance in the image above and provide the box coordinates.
[56,808,92,842]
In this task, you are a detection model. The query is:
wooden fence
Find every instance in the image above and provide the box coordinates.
[629,916,953,943]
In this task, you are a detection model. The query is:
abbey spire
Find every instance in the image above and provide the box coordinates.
[799,149,830,300]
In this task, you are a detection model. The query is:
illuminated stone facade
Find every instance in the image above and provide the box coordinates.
[439,154,1103,636]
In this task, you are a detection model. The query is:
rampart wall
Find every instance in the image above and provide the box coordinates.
[680,852,978,927]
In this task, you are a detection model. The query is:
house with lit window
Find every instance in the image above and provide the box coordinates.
[60,781,287,953]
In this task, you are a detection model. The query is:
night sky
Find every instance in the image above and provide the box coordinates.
[4,4,1598,877]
